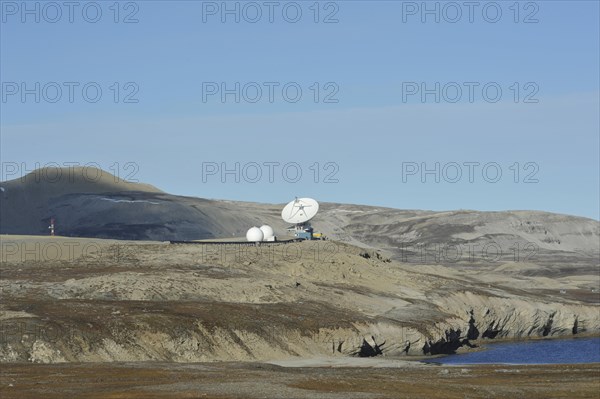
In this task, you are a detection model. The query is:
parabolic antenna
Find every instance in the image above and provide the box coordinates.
[281,197,319,224]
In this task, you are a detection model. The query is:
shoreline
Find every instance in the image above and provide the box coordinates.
[418,336,600,366]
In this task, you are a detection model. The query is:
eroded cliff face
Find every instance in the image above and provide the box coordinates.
[1,238,598,363]
[2,299,596,363]
[413,292,599,356]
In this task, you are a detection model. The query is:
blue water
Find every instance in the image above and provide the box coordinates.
[424,337,600,365]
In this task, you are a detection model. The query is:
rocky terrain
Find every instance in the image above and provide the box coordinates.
[1,236,598,363]
[1,167,599,398]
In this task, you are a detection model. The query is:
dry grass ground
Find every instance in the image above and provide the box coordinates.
[1,362,599,399]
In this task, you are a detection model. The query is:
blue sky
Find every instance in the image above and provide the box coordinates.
[1,1,599,219]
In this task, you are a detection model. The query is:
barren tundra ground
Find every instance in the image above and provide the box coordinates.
[1,168,599,399]
[3,361,600,399]
[1,234,599,398]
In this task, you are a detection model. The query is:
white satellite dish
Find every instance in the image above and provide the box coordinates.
[281,197,319,224]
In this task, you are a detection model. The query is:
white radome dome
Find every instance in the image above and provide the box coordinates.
[246,227,264,242]
[259,225,274,240]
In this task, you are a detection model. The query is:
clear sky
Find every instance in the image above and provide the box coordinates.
[1,1,599,219]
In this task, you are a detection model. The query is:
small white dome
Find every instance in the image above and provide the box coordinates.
[259,225,274,240]
[246,227,264,242]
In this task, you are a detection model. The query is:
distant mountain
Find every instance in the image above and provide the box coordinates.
[0,167,280,240]
[316,205,599,271]
[1,167,598,270]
